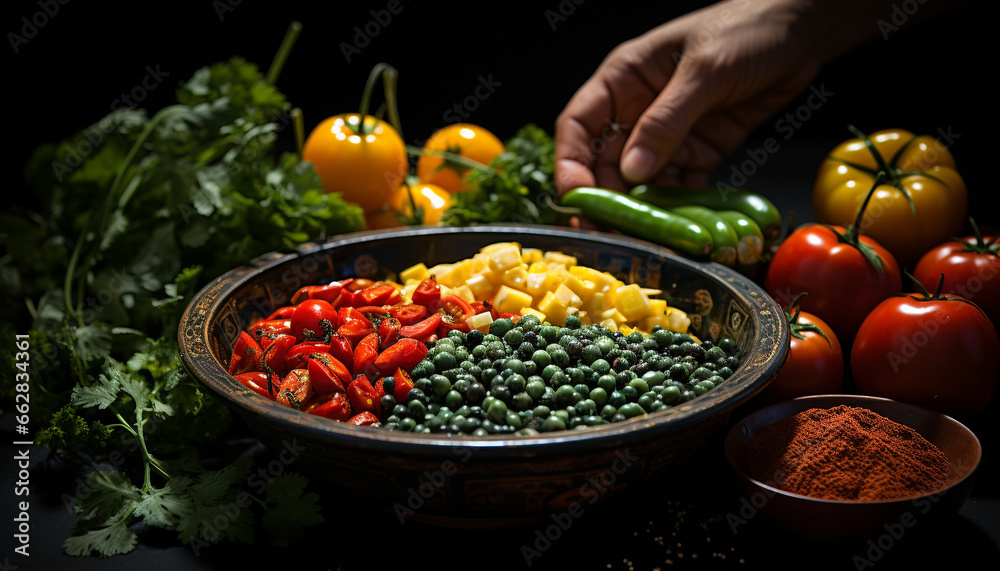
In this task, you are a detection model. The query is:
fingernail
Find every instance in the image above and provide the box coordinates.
[621,147,656,183]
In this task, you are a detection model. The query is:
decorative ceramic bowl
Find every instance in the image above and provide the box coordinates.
[724,394,982,542]
[179,224,788,527]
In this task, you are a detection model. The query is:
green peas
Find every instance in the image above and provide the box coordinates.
[591,358,611,375]
[542,415,566,432]
[512,391,534,411]
[539,325,559,344]
[490,318,515,338]
[430,374,452,396]
[526,378,546,400]
[589,387,608,407]
[531,349,552,369]
[627,378,650,394]
[618,402,646,419]
[504,328,524,347]
[519,314,541,332]
[660,385,682,404]
[445,390,464,409]
[541,364,562,382]
[486,341,507,360]
[555,384,582,406]
[597,374,617,393]
[581,344,603,364]
[550,349,570,368]
[505,373,527,393]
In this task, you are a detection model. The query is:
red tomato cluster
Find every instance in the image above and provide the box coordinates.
[227,276,510,425]
[762,212,1000,418]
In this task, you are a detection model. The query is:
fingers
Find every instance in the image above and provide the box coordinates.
[619,61,713,184]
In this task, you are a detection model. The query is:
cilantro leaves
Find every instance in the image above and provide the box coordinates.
[2,56,352,557]
[440,124,566,227]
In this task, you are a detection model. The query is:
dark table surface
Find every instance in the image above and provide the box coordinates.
[4,0,999,569]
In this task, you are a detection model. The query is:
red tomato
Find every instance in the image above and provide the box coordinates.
[764,224,901,343]
[289,299,338,343]
[435,295,476,334]
[851,287,1000,418]
[757,299,844,404]
[912,228,1000,330]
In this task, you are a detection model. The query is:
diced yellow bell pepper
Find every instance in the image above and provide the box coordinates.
[492,285,534,315]
[466,273,497,301]
[466,311,494,333]
[399,262,430,284]
[521,248,543,265]
[501,266,529,290]
[537,291,569,326]
[614,284,652,321]
[437,258,473,288]
[487,244,523,274]
[542,251,577,268]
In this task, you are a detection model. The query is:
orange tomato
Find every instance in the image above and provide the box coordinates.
[416,123,504,193]
[365,183,453,229]
[302,114,408,213]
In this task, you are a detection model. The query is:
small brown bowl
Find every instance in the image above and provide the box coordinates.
[724,394,982,542]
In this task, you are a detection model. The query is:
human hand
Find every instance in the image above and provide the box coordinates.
[554,0,824,196]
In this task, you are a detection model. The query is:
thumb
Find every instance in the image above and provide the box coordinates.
[620,66,711,184]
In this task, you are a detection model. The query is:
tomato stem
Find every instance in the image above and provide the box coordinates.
[265,21,302,87]
[782,293,833,347]
[405,144,492,172]
[845,125,917,215]
[955,216,1000,256]
[355,63,402,137]
[291,107,304,156]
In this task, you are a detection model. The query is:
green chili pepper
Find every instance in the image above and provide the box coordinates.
[560,187,713,258]
[666,205,739,267]
[629,184,782,245]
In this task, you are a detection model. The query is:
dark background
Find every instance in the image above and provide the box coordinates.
[5,0,999,222]
[4,0,999,569]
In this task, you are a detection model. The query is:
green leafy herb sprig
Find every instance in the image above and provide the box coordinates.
[440,123,566,227]
[1,49,361,556]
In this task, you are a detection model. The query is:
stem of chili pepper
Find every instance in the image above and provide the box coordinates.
[265,21,302,86]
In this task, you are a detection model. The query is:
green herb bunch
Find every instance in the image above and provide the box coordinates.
[440,123,567,227]
[0,55,364,557]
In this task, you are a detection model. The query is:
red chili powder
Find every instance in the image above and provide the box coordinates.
[747,405,950,501]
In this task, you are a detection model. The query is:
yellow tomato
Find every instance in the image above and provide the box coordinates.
[812,128,967,268]
[365,182,453,229]
[302,114,408,213]
[416,123,505,193]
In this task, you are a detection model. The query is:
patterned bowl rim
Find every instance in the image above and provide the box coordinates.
[178,224,789,458]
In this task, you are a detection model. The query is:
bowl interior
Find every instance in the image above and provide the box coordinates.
[724,394,982,540]
[180,224,789,452]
